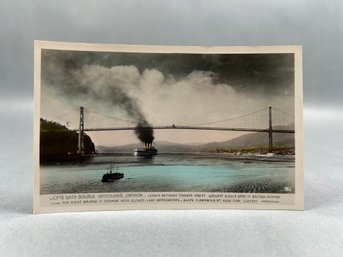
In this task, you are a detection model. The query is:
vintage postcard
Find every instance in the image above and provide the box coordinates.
[34,41,303,213]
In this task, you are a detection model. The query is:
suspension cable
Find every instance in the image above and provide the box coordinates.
[84,108,137,124]
[189,107,269,126]
[48,107,79,121]
[272,107,294,117]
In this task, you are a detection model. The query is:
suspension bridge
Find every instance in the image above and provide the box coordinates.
[45,106,295,154]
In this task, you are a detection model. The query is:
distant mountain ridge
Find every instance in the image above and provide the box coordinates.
[97,125,294,153]
[98,141,194,153]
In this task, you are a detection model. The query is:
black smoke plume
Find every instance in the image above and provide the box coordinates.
[135,121,154,144]
[41,51,155,144]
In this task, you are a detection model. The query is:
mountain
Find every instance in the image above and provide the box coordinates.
[201,130,294,150]
[97,125,294,153]
[97,141,194,153]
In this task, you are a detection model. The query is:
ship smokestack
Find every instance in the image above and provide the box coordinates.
[144,143,153,149]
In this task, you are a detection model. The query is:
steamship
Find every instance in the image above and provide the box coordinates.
[134,143,158,156]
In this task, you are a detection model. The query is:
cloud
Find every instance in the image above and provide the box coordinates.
[42,64,294,145]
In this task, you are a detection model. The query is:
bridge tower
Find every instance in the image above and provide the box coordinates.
[78,106,84,155]
[269,106,273,152]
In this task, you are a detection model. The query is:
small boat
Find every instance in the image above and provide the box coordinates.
[101,166,124,182]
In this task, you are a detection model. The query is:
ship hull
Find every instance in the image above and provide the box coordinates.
[134,148,158,156]
[101,172,124,182]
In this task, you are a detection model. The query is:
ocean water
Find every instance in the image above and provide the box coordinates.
[40,153,295,194]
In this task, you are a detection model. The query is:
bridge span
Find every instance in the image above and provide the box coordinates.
[75,106,294,153]
[83,125,294,134]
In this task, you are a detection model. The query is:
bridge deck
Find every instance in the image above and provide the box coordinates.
[82,125,294,133]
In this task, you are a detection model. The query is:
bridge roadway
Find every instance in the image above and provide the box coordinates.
[82,125,295,133]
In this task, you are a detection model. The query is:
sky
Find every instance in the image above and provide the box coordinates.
[41,49,295,146]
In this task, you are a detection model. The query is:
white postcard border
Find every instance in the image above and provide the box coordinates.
[33,41,303,214]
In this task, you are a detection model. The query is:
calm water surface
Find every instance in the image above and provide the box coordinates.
[40,153,295,194]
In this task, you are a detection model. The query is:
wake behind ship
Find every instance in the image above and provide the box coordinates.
[134,143,158,156]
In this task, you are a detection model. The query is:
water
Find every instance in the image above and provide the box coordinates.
[40,153,295,194]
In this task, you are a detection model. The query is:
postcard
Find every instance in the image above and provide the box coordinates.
[33,41,303,213]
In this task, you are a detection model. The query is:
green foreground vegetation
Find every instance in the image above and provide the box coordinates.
[40,119,95,162]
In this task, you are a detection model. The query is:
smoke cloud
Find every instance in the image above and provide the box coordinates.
[73,65,156,144]
[135,121,154,144]
[41,55,294,146]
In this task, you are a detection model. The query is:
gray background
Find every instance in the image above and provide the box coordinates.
[0,1,342,257]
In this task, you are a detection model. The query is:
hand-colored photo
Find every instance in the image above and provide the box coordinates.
[34,42,303,212]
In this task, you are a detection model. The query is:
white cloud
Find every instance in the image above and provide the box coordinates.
[42,64,294,145]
